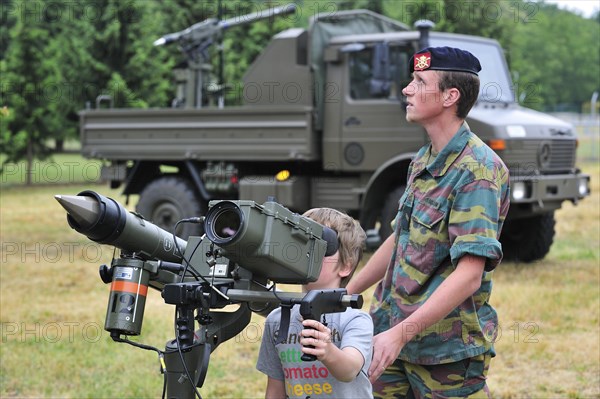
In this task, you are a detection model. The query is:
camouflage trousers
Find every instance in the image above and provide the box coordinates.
[373,352,492,399]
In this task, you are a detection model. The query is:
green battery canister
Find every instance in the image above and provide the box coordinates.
[104,258,150,336]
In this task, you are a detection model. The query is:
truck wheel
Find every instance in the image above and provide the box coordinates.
[379,186,406,240]
[500,212,556,262]
[136,176,205,239]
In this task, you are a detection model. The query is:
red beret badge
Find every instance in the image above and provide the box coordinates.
[414,52,431,71]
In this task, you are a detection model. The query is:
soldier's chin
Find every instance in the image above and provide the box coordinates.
[405,107,416,122]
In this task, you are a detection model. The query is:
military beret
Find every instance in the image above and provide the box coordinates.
[409,46,481,75]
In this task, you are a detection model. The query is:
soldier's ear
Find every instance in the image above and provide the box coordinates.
[442,88,460,108]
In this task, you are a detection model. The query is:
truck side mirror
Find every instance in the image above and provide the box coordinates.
[325,43,365,63]
[369,42,391,98]
[340,43,366,53]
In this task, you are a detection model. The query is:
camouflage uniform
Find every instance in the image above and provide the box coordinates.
[370,124,510,398]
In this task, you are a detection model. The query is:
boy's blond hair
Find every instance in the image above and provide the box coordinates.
[302,208,366,287]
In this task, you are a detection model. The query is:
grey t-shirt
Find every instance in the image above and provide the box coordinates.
[256,305,373,399]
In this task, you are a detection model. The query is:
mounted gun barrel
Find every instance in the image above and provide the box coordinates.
[153,4,297,46]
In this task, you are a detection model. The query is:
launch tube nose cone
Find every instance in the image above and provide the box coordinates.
[55,194,100,227]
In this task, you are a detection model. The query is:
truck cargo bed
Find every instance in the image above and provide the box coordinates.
[80,106,317,161]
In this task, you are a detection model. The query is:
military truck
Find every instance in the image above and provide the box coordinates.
[80,9,590,262]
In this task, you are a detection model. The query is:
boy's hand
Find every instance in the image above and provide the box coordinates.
[300,318,366,382]
[300,319,333,361]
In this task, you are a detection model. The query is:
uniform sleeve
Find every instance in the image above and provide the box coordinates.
[448,178,504,271]
[339,310,374,372]
[256,311,285,381]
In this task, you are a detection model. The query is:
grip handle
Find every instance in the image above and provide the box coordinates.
[301,322,324,362]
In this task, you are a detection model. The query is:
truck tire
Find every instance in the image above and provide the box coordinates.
[500,212,556,263]
[136,176,205,239]
[379,186,406,240]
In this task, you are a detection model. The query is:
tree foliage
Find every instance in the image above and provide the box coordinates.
[1,5,59,182]
[510,2,600,111]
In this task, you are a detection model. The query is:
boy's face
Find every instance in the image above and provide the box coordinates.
[303,251,345,292]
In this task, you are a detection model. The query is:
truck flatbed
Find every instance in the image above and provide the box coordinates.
[80,106,316,161]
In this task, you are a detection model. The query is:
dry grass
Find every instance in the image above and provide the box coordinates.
[488,161,600,398]
[1,162,599,398]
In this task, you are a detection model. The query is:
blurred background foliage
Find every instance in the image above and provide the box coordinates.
[1,0,599,166]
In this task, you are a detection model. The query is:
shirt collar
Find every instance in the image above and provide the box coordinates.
[413,123,471,178]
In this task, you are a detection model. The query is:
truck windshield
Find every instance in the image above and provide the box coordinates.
[430,38,515,103]
[347,38,515,104]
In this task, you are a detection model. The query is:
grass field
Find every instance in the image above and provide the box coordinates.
[1,160,599,398]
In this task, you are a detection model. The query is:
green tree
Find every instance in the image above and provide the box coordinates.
[74,0,173,108]
[511,3,600,111]
[382,0,516,52]
[0,0,18,57]
[1,11,61,184]
[0,0,171,178]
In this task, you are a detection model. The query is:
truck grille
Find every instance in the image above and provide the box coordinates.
[502,139,576,176]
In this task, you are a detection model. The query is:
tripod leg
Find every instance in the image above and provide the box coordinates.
[164,340,210,398]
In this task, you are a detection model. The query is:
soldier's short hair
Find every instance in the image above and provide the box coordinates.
[437,70,480,119]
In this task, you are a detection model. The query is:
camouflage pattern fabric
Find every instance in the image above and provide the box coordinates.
[370,124,510,365]
[373,352,492,399]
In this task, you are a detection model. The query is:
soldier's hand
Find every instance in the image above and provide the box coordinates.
[369,329,405,383]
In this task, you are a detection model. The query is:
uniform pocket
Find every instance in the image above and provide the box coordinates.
[402,198,449,277]
[412,200,446,231]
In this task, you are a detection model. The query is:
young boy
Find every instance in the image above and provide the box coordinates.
[256,208,373,399]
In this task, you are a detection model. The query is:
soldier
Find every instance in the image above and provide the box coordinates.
[347,47,510,398]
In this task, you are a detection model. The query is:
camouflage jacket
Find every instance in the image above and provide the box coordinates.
[370,124,510,365]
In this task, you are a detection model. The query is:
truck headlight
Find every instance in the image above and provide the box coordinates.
[579,178,589,196]
[506,125,527,138]
[512,182,527,200]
